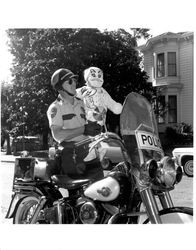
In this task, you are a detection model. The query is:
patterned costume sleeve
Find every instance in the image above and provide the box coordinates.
[76,87,84,100]
[102,88,122,114]
[47,103,63,128]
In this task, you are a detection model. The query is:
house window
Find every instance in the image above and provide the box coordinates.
[168,52,177,76]
[157,53,165,77]
[168,95,177,123]
[157,95,166,124]
[153,95,166,124]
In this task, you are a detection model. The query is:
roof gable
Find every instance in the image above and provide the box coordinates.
[138,31,193,52]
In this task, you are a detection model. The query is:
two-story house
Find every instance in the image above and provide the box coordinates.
[138,32,194,133]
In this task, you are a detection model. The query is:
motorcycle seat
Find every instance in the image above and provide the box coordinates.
[51,175,91,190]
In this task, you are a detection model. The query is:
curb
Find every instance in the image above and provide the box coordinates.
[1,155,17,163]
[1,160,16,163]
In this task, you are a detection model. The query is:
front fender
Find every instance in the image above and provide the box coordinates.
[143,206,193,224]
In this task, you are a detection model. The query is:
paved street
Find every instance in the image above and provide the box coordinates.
[0,153,193,224]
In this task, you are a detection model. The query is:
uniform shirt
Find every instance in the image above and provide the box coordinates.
[47,95,86,143]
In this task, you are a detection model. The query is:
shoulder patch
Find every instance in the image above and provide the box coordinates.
[50,107,57,119]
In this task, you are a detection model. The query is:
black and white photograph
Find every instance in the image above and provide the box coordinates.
[0,1,195,250]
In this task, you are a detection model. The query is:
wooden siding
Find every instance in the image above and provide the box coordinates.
[143,51,153,82]
[140,33,194,130]
[179,39,193,126]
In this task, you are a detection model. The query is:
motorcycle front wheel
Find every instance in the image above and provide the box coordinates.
[143,207,193,224]
[13,196,45,224]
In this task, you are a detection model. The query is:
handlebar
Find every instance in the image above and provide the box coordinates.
[86,132,129,164]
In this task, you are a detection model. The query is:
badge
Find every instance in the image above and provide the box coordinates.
[97,187,111,197]
[50,107,57,119]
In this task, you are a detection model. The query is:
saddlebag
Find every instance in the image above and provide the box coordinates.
[14,157,61,182]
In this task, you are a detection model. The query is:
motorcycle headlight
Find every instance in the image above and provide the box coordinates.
[139,159,158,185]
[146,159,158,179]
[156,156,177,188]
[175,165,183,184]
[100,158,111,170]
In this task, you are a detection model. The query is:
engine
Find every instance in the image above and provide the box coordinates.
[79,200,99,224]
[44,200,78,224]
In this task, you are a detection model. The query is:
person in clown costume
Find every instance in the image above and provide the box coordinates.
[76,66,123,129]
[76,67,123,162]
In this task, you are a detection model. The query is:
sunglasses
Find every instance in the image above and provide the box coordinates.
[65,78,77,85]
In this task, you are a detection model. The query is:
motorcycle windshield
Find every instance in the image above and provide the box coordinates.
[120,92,164,165]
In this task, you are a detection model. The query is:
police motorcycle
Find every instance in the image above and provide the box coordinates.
[6,92,193,224]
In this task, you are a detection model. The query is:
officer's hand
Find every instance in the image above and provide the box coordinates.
[84,121,102,136]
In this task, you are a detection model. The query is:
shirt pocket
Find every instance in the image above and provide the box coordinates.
[62,113,79,129]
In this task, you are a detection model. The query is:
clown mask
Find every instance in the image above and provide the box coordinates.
[84,67,104,88]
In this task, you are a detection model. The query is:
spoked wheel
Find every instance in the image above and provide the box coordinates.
[13,196,45,224]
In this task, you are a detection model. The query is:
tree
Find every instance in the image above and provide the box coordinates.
[6,28,153,148]
[1,81,13,154]
[130,28,152,45]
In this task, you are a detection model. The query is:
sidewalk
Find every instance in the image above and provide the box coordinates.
[0,152,17,163]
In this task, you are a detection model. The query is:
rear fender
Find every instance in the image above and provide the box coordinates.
[6,182,62,219]
[5,183,45,219]
[5,193,31,219]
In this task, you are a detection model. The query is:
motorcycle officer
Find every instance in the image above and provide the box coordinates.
[47,68,104,181]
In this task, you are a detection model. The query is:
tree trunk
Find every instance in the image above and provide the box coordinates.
[5,131,11,155]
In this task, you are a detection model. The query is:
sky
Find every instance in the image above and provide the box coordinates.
[0,0,194,83]
[0,29,13,82]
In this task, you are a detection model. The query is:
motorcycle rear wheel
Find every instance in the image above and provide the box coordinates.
[13,196,45,224]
